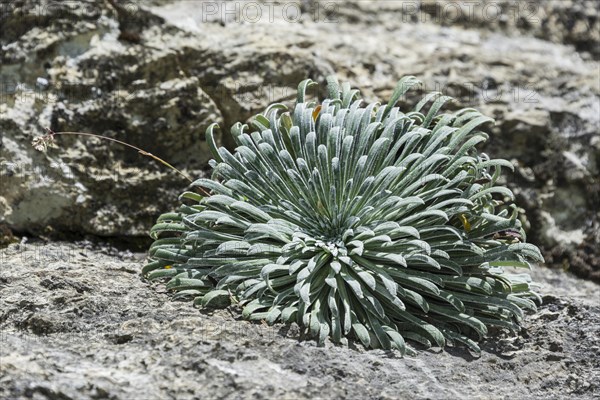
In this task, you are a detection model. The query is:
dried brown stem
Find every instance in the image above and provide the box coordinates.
[39,128,210,197]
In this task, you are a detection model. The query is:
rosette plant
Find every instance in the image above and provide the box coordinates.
[143,76,543,355]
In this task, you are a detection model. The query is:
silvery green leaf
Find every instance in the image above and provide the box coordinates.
[200,290,231,309]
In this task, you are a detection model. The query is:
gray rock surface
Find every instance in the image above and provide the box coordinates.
[1,241,599,399]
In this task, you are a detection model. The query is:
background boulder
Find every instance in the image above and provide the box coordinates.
[1,0,598,282]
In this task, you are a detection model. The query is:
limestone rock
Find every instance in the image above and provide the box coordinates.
[1,0,598,280]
